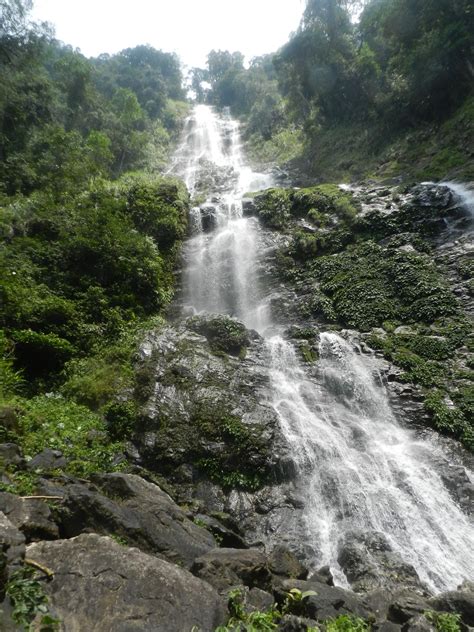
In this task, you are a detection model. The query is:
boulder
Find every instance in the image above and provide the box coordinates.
[26,534,226,632]
[410,184,452,209]
[387,590,430,624]
[275,579,369,621]
[338,531,425,594]
[402,614,436,632]
[268,545,308,580]
[0,492,59,541]
[58,473,215,568]
[247,587,275,613]
[192,548,272,592]
[428,589,474,626]
[0,444,24,469]
[308,566,334,586]
[375,623,402,632]
[26,449,67,472]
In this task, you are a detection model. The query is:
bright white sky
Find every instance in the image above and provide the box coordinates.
[31,0,305,69]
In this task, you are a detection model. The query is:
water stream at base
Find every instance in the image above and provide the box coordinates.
[170,104,474,594]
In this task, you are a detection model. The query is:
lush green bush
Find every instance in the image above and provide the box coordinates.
[14,395,123,477]
[312,242,458,331]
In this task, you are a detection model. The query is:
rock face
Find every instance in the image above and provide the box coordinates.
[274,578,370,621]
[337,531,426,594]
[428,589,474,626]
[26,534,226,632]
[0,492,59,541]
[133,316,290,492]
[0,511,25,565]
[57,473,216,568]
[192,548,272,591]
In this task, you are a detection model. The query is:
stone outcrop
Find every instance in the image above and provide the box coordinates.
[26,534,226,632]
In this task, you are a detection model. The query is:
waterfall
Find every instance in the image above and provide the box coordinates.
[170,104,273,331]
[443,181,474,227]
[267,334,474,592]
[171,104,474,594]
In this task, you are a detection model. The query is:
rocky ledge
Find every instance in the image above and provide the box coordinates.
[1,471,474,631]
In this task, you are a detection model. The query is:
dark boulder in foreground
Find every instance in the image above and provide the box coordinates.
[27,534,226,632]
[57,473,216,569]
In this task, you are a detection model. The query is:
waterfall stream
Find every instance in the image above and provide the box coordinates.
[170,105,474,594]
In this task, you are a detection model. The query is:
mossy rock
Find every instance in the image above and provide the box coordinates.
[187,315,250,357]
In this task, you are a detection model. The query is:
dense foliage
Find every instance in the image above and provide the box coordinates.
[0,0,187,197]
[0,0,189,492]
[192,0,473,178]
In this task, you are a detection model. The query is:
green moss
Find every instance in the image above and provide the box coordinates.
[252,188,293,229]
[292,184,357,221]
[424,390,473,449]
[310,242,457,331]
[187,315,250,357]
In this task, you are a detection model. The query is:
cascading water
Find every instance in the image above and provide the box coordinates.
[268,334,474,592]
[171,104,474,594]
[444,181,474,222]
[170,104,273,330]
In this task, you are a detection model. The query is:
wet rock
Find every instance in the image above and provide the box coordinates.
[134,321,289,491]
[428,589,474,626]
[27,534,226,632]
[275,579,369,621]
[200,203,218,232]
[57,473,215,569]
[242,197,257,216]
[338,531,425,594]
[387,590,430,624]
[308,566,334,586]
[0,444,24,469]
[192,548,272,592]
[0,492,59,541]
[410,184,452,209]
[268,545,308,580]
[26,449,67,472]
[187,314,251,356]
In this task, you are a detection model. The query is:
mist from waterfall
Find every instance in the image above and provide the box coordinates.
[171,104,474,594]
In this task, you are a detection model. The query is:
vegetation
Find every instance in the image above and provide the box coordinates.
[6,565,60,631]
[214,588,372,632]
[191,0,473,180]
[251,182,473,450]
[424,611,462,632]
[0,0,190,493]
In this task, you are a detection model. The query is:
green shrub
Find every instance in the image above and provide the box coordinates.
[11,329,74,378]
[15,395,122,476]
[326,615,371,632]
[424,611,461,632]
[6,566,60,631]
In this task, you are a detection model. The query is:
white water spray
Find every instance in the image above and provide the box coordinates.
[172,105,474,593]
